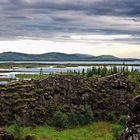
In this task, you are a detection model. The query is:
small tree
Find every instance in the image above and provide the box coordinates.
[101,66,108,76]
[82,68,85,76]
[86,68,93,77]
[112,66,118,74]
[52,111,68,128]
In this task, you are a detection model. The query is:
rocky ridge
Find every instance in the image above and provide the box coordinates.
[0,73,135,126]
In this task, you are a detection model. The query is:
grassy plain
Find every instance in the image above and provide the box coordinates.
[6,121,123,140]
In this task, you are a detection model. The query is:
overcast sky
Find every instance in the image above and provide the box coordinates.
[0,0,140,58]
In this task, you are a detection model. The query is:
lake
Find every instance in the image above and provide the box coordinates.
[0,61,140,85]
[0,66,92,75]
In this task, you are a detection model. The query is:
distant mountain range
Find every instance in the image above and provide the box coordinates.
[0,52,139,61]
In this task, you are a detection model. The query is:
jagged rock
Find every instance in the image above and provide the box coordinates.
[2,134,14,140]
[120,95,140,140]
[0,73,137,126]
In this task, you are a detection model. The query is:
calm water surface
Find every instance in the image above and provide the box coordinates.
[0,61,140,84]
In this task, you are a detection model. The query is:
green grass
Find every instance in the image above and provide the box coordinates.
[0,78,16,81]
[16,73,83,81]
[6,122,122,140]
[16,74,49,80]
[128,71,140,97]
[128,71,139,81]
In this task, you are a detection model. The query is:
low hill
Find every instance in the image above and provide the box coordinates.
[0,52,136,61]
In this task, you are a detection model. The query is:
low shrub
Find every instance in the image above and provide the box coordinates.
[52,111,68,128]
[106,112,117,122]
[118,115,127,126]
[6,123,23,140]
[111,125,123,140]
[68,113,79,127]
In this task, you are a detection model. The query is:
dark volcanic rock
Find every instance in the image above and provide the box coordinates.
[0,73,137,126]
[119,95,140,139]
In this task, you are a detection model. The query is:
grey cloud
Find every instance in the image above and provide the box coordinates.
[0,0,140,45]
[2,0,140,16]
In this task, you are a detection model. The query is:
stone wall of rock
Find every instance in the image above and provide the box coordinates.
[119,95,140,140]
[0,73,135,126]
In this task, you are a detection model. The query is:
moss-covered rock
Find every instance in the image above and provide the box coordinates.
[0,73,138,126]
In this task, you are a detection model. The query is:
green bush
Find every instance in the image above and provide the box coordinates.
[6,123,23,140]
[83,105,93,124]
[118,115,127,126]
[68,113,79,127]
[68,105,93,127]
[106,112,117,122]
[76,113,87,126]
[111,125,123,140]
[52,111,68,128]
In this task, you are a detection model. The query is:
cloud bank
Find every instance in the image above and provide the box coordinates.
[0,0,140,49]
